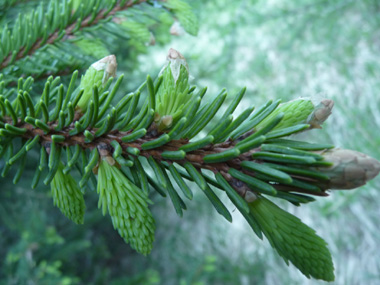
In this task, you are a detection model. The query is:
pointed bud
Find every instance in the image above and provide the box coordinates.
[315,149,380,189]
[92,55,117,80]
[155,48,192,131]
[257,98,314,131]
[306,99,334,129]
[257,98,333,131]
[77,55,117,112]
[51,162,86,224]
[166,48,189,84]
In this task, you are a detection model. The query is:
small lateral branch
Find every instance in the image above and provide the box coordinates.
[0,0,148,70]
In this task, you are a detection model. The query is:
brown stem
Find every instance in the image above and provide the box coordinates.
[14,118,242,173]
[1,114,329,199]
[0,0,148,70]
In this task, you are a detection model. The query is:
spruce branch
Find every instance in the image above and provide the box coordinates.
[0,0,148,70]
[0,0,199,81]
[1,50,379,281]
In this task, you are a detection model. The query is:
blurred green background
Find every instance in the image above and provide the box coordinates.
[1,0,380,284]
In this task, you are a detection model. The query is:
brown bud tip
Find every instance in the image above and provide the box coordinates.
[167,48,185,60]
[308,99,334,128]
[159,48,189,84]
[92,55,117,79]
[318,149,380,189]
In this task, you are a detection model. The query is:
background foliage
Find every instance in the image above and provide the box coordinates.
[1,0,380,284]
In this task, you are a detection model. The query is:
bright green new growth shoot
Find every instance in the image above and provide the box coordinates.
[97,155,155,255]
[249,197,334,281]
[258,98,334,131]
[51,162,86,225]
[77,55,117,112]
[154,48,193,131]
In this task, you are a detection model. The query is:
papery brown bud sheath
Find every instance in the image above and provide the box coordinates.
[314,149,380,189]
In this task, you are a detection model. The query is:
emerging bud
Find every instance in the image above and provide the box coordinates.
[307,99,334,129]
[256,98,314,131]
[314,149,380,189]
[77,55,117,112]
[166,48,189,84]
[155,48,192,131]
[256,98,334,132]
[92,55,117,81]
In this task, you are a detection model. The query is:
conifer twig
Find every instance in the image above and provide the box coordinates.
[0,0,147,70]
